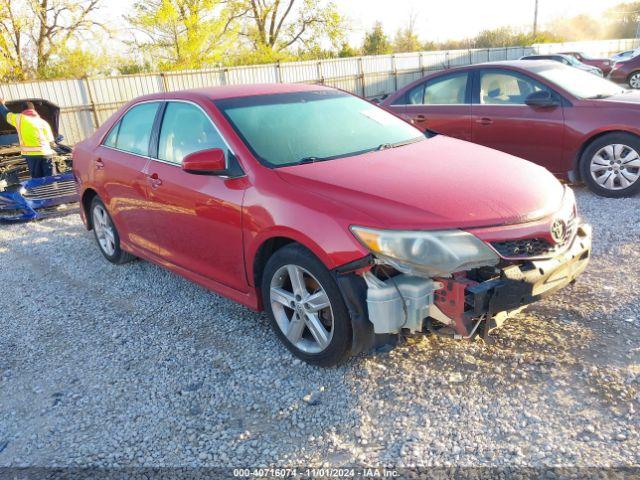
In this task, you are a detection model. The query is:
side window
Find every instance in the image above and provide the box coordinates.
[158,102,226,164]
[406,84,425,105]
[114,102,160,156]
[480,71,549,105]
[103,122,119,148]
[423,73,468,105]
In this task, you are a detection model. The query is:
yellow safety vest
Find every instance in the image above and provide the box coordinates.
[6,112,55,156]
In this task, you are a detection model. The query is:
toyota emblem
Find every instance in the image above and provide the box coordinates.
[550,219,566,244]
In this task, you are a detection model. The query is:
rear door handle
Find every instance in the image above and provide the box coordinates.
[415,114,427,121]
[95,158,104,170]
[147,172,162,189]
[476,117,493,126]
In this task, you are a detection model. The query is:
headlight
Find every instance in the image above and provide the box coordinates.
[19,187,27,195]
[350,226,499,277]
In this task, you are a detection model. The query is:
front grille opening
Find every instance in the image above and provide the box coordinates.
[491,213,578,259]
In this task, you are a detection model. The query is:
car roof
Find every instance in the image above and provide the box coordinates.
[522,53,568,59]
[463,59,562,69]
[131,83,333,104]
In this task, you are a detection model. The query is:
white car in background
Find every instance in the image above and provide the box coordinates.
[520,54,603,76]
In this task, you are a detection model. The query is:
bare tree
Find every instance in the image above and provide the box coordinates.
[238,0,343,51]
[28,0,106,75]
[0,0,106,79]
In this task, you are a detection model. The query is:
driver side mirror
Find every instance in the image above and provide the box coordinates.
[525,90,559,108]
[182,148,228,175]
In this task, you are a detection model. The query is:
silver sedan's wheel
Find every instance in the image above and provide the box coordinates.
[92,203,116,256]
[269,264,334,354]
[630,72,640,89]
[590,143,640,191]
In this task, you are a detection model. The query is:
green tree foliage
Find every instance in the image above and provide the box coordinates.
[41,44,116,78]
[473,27,563,48]
[127,0,242,70]
[393,13,421,53]
[337,42,358,58]
[362,21,392,55]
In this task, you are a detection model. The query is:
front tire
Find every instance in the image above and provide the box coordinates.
[90,197,134,264]
[629,71,640,89]
[580,133,640,198]
[261,244,352,367]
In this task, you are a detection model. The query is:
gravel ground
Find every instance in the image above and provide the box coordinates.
[0,187,638,471]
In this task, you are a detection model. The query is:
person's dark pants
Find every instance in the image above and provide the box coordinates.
[25,155,54,178]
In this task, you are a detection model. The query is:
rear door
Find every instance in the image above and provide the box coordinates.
[392,71,472,141]
[471,68,565,173]
[143,100,247,292]
[97,101,161,254]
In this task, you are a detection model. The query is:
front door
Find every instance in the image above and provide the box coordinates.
[97,101,161,254]
[471,69,565,173]
[144,101,247,292]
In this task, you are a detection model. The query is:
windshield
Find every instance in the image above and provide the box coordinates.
[215,90,424,167]
[563,55,582,66]
[533,64,625,99]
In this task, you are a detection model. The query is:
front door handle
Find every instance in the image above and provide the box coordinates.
[415,114,427,121]
[476,117,493,126]
[147,172,162,189]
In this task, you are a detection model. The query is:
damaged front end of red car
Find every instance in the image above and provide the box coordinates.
[336,186,592,351]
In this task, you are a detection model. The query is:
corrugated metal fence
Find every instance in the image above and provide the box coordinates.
[1,38,637,145]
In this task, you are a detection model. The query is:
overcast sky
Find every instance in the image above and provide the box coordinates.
[106,0,624,45]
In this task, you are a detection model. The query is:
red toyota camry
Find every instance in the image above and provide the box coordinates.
[382,60,640,197]
[73,84,591,366]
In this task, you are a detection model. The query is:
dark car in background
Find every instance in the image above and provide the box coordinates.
[0,99,77,222]
[520,54,603,76]
[382,60,640,197]
[559,51,613,76]
[609,54,640,89]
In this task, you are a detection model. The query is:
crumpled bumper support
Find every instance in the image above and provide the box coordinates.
[470,224,591,314]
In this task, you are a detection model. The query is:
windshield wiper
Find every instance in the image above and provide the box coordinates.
[295,156,334,165]
[587,93,613,99]
[377,136,424,151]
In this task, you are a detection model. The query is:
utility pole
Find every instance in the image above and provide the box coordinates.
[533,0,539,35]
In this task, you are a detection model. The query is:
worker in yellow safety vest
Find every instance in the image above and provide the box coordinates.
[0,98,56,178]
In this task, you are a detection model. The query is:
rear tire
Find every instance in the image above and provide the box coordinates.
[261,244,352,367]
[580,133,640,198]
[90,196,134,264]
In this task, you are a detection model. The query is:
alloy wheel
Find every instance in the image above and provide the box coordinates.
[269,264,334,354]
[92,204,116,256]
[630,73,640,89]
[590,143,640,191]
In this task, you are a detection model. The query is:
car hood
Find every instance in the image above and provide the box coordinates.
[276,136,565,230]
[597,90,640,105]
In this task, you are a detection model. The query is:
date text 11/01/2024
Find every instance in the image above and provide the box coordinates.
[232,467,400,477]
